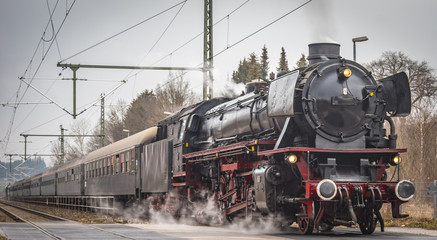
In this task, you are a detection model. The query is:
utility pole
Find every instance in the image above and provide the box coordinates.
[71,67,79,119]
[8,154,12,172]
[24,135,28,161]
[203,0,214,100]
[100,93,105,147]
[58,63,204,115]
[60,125,65,164]
[58,2,214,102]
[20,131,103,165]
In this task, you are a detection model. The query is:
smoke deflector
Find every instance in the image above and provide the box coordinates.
[378,72,411,116]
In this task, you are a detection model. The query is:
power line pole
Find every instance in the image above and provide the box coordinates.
[100,93,105,147]
[71,67,79,119]
[203,0,214,100]
[20,130,104,165]
[60,125,65,164]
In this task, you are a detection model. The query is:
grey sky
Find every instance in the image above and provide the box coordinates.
[1,0,436,165]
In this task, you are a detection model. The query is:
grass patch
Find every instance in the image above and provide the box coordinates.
[384,217,437,230]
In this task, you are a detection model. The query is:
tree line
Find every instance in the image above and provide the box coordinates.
[231,45,307,84]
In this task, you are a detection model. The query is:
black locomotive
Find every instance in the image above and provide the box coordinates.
[7,43,414,234]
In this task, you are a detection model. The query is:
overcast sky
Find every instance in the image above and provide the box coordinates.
[1,0,436,166]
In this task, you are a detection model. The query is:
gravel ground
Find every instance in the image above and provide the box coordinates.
[7,201,128,224]
[384,226,437,237]
[5,201,437,238]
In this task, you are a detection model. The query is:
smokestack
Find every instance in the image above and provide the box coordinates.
[307,43,341,65]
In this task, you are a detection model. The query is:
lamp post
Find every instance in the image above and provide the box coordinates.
[122,129,130,137]
[352,36,368,61]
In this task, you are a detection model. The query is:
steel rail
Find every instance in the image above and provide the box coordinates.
[0,200,136,239]
[0,202,63,240]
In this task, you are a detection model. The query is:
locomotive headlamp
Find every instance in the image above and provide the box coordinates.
[286,154,298,164]
[339,68,352,79]
[395,180,415,201]
[391,155,402,165]
[316,179,337,200]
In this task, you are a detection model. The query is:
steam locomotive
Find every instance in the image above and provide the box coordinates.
[7,43,414,234]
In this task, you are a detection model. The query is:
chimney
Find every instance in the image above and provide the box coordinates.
[307,43,341,65]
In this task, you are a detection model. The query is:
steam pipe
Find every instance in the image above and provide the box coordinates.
[385,116,397,148]
[343,187,358,224]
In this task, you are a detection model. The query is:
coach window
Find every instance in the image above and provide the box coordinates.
[129,150,134,172]
[126,151,130,172]
[99,159,102,176]
[121,153,125,173]
[124,151,129,172]
[102,159,105,176]
[131,149,134,171]
[116,154,120,174]
[107,158,109,175]
[93,161,96,178]
[110,156,114,175]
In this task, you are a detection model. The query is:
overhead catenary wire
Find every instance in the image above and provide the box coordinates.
[4,0,61,137]
[12,74,61,134]
[59,0,187,63]
[122,0,252,99]
[149,0,251,67]
[5,2,189,156]
[138,0,188,63]
[2,0,75,156]
[42,0,56,43]
[214,0,312,58]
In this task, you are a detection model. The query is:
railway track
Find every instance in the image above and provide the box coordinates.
[0,200,138,239]
[0,201,65,239]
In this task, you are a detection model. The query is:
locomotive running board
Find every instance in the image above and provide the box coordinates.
[183,140,276,161]
[258,147,407,156]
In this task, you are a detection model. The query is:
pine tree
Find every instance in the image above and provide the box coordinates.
[277,47,290,72]
[247,53,261,81]
[260,45,269,80]
[232,58,250,84]
[296,53,308,68]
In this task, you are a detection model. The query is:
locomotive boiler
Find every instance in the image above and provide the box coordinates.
[7,43,415,235]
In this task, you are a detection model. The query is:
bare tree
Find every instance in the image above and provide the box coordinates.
[67,119,90,162]
[155,71,198,114]
[86,99,127,153]
[50,140,62,167]
[366,51,437,109]
[86,73,198,153]
[49,119,91,164]
[366,51,437,182]
[106,99,128,143]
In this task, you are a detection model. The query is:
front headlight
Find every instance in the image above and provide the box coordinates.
[395,180,415,201]
[316,179,337,200]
